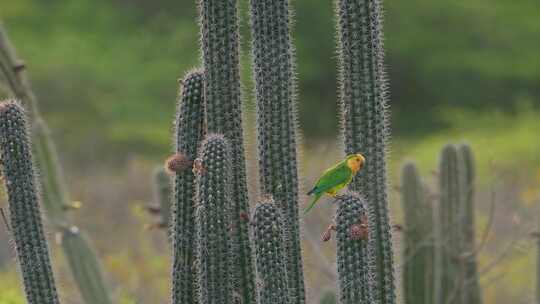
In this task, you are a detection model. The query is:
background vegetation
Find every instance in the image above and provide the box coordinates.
[1,0,539,303]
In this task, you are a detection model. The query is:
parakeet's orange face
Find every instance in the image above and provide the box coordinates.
[346,153,365,174]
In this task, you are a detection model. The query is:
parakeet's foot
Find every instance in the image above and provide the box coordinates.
[321,223,337,242]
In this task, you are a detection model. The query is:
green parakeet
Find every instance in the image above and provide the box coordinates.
[304,153,365,214]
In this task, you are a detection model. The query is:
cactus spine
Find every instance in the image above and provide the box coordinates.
[0,100,60,304]
[458,144,481,304]
[335,193,374,304]
[401,162,435,304]
[249,0,305,302]
[252,199,291,304]
[0,26,113,304]
[336,0,395,302]
[198,0,256,302]
[171,70,205,304]
[194,134,233,304]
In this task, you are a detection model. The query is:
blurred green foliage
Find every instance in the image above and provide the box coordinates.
[1,0,538,165]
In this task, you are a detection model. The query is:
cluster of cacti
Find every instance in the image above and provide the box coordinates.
[0,0,398,302]
[400,143,482,304]
[336,0,395,302]
[0,25,112,304]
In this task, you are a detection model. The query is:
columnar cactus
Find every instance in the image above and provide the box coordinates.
[401,162,435,304]
[0,100,60,304]
[458,144,481,304]
[249,0,305,302]
[60,226,111,304]
[335,192,374,304]
[194,134,234,304]
[252,199,291,304]
[170,70,205,304]
[198,0,256,302]
[336,0,395,302]
[0,25,112,304]
[435,144,461,304]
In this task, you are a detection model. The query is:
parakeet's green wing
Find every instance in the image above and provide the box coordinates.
[311,162,353,195]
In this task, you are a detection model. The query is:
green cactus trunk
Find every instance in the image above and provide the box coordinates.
[0,100,60,304]
[248,0,305,302]
[194,134,234,304]
[198,1,256,303]
[60,227,112,304]
[0,25,112,304]
[458,144,481,304]
[171,70,205,304]
[401,162,435,304]
[252,199,291,304]
[335,192,374,304]
[435,144,461,304]
[335,0,395,302]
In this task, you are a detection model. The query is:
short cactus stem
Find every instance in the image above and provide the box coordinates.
[171,70,205,304]
[252,199,291,304]
[153,167,172,230]
[0,100,60,304]
[335,192,374,304]
[195,134,234,304]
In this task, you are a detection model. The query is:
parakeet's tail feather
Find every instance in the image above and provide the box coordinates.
[304,194,322,215]
[307,187,317,195]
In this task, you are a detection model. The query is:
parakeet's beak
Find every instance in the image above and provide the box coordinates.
[356,153,365,165]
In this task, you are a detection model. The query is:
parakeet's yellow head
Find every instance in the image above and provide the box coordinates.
[346,153,365,174]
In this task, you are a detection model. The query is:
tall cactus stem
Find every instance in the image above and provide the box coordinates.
[0,100,60,304]
[249,0,305,302]
[335,192,374,304]
[336,0,395,302]
[458,144,481,304]
[194,134,234,304]
[435,144,461,304]
[252,199,291,304]
[0,25,112,304]
[170,70,205,304]
[401,162,434,304]
[198,0,256,302]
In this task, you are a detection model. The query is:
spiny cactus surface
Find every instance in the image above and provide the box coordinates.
[401,162,434,304]
[252,199,291,304]
[195,134,233,304]
[198,0,256,302]
[249,0,305,302]
[336,0,395,302]
[171,70,205,304]
[336,192,374,304]
[0,100,60,304]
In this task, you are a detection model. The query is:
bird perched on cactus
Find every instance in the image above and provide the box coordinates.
[304,154,366,214]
